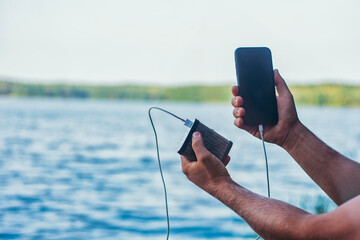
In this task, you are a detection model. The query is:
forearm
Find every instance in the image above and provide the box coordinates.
[208,179,360,240]
[208,179,311,240]
[283,122,360,205]
[182,130,360,239]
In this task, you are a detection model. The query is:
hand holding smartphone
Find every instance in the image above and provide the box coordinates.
[234,47,278,126]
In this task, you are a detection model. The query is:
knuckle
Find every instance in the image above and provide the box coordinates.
[238,118,243,126]
[234,118,238,126]
[231,98,236,106]
[182,165,190,175]
[232,96,239,106]
[239,108,245,117]
[192,139,199,148]
[203,152,212,160]
[234,118,243,127]
[232,108,238,117]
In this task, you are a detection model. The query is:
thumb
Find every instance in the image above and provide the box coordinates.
[274,69,291,97]
[191,132,211,162]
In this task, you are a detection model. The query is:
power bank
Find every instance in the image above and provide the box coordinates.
[178,119,233,164]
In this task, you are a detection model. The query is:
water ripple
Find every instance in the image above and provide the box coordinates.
[0,99,357,239]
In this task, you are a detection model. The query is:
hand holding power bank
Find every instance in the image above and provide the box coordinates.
[178,119,232,164]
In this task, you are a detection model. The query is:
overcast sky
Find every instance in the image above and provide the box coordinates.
[0,0,359,85]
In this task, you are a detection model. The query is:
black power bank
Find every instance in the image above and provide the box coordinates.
[235,47,278,126]
[178,119,233,164]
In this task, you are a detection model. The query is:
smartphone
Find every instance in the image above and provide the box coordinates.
[234,47,278,126]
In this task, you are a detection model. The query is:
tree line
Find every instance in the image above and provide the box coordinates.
[0,81,359,106]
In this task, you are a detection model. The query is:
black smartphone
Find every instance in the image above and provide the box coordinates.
[234,47,278,126]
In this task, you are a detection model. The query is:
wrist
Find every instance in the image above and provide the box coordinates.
[281,121,308,153]
[205,177,250,215]
[205,176,234,196]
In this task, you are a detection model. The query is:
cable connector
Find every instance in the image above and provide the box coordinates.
[258,124,263,132]
[184,119,193,128]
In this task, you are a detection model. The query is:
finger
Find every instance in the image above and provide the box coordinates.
[180,155,191,174]
[231,96,243,107]
[274,69,291,97]
[223,155,231,166]
[181,155,191,167]
[191,132,211,162]
[233,107,245,118]
[231,86,239,96]
[242,125,260,137]
[234,117,257,131]
[234,118,244,128]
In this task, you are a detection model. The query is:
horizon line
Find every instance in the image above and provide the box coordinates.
[0,75,359,87]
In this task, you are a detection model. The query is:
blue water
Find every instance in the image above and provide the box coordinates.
[0,98,359,240]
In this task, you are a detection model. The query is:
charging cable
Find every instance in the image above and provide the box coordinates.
[148,107,193,240]
[255,124,271,240]
[259,125,271,198]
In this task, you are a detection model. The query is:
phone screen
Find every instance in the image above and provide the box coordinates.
[235,47,278,126]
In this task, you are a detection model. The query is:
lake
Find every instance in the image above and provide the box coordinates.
[0,98,359,240]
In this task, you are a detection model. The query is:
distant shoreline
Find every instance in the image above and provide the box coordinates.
[1,81,360,107]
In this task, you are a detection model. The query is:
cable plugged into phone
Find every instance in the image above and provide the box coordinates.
[255,125,271,240]
[259,125,270,198]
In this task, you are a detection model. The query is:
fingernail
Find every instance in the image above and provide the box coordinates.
[193,132,200,138]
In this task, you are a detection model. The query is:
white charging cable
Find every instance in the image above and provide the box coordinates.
[255,125,271,240]
[148,107,193,240]
[259,125,271,198]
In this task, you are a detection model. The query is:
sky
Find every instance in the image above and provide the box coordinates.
[0,0,359,86]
